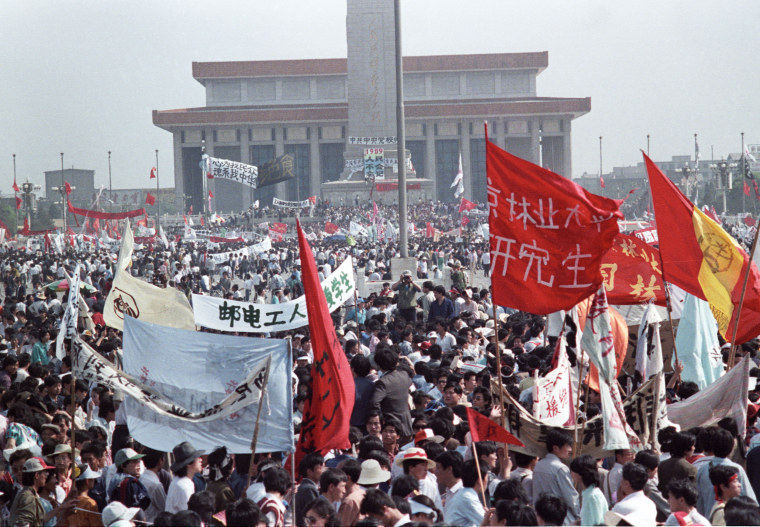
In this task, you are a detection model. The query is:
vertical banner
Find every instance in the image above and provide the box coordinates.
[364,148,385,182]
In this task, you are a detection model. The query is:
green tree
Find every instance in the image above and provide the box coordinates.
[0,203,17,235]
[31,206,55,231]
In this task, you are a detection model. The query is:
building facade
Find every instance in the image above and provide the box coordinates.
[153,1,590,213]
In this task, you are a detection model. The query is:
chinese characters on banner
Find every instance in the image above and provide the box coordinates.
[206,237,272,265]
[257,154,295,188]
[533,337,574,426]
[295,219,354,455]
[349,136,397,145]
[272,197,313,209]
[601,233,666,306]
[202,155,258,188]
[72,337,272,422]
[192,257,355,333]
[364,148,385,182]
[486,137,622,314]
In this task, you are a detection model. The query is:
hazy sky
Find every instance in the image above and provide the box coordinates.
[2,0,758,196]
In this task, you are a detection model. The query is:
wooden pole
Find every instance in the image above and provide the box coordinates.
[246,357,273,487]
[657,254,681,380]
[471,441,489,508]
[573,347,586,458]
[728,214,760,368]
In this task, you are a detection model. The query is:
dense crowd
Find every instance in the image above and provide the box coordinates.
[0,202,758,527]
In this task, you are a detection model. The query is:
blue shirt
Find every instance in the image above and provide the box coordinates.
[444,487,484,527]
[581,485,608,526]
[428,297,454,322]
[696,457,756,516]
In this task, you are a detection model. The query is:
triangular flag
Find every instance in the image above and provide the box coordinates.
[145,193,156,206]
[12,180,19,193]
[15,196,22,210]
[65,181,72,196]
[466,407,524,446]
[150,167,156,179]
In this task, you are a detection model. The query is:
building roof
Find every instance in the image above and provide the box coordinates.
[153,96,590,129]
[191,52,548,82]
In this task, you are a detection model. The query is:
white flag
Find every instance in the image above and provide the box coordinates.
[451,153,464,198]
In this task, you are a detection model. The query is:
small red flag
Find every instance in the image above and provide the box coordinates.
[183,214,188,225]
[15,196,22,210]
[208,191,214,199]
[150,167,156,179]
[324,222,339,234]
[64,181,72,196]
[458,198,477,214]
[200,216,205,226]
[295,219,355,456]
[189,205,193,214]
[308,196,316,205]
[22,216,29,234]
[145,193,156,206]
[600,175,606,189]
[745,181,751,197]
[12,180,19,193]
[271,222,288,234]
[426,222,434,238]
[460,215,470,227]
[466,407,524,446]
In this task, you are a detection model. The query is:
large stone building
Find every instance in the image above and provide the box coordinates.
[153,1,590,213]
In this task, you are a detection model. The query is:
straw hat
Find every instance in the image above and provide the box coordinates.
[356,459,391,485]
[394,447,435,469]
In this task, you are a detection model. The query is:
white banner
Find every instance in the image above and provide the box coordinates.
[202,154,258,188]
[55,264,81,360]
[272,197,313,209]
[349,136,397,145]
[122,317,293,453]
[207,237,272,265]
[72,337,271,422]
[533,337,573,426]
[192,257,354,332]
[668,354,751,438]
[350,221,368,238]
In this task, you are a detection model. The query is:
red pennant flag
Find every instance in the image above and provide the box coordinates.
[295,219,355,456]
[208,190,214,199]
[183,214,188,225]
[22,216,29,234]
[487,129,622,314]
[426,222,434,238]
[150,167,156,179]
[64,181,72,196]
[460,215,470,227]
[189,205,193,215]
[458,198,477,214]
[466,407,523,446]
[600,175,606,189]
[15,196,22,210]
[745,181,751,197]
[145,193,156,206]
[324,222,339,234]
[12,180,19,193]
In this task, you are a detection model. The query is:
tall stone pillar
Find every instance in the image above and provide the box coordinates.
[562,119,572,179]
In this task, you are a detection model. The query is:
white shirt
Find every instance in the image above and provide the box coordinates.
[612,490,657,526]
[443,480,463,519]
[165,476,195,513]
[140,469,167,522]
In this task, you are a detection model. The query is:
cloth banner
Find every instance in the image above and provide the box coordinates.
[581,286,642,450]
[257,154,295,188]
[202,154,258,188]
[350,222,368,237]
[602,233,667,306]
[674,293,725,390]
[67,200,146,220]
[207,238,272,265]
[668,355,751,437]
[208,236,245,244]
[272,197,312,209]
[55,264,81,360]
[533,337,574,426]
[122,317,293,453]
[487,135,622,314]
[375,182,421,192]
[270,223,288,234]
[504,374,664,458]
[73,336,271,423]
[192,257,354,332]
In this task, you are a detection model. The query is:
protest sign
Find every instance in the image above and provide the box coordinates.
[207,237,272,265]
[202,154,258,188]
[192,257,354,332]
[122,317,293,453]
[257,154,295,188]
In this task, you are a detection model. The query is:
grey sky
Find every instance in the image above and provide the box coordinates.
[2,0,758,196]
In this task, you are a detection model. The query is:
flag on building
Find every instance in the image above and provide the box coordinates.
[644,152,760,343]
[145,193,156,206]
[150,167,156,179]
[295,219,355,456]
[487,133,622,314]
[451,154,464,198]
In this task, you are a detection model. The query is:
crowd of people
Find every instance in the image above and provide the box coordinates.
[0,201,758,527]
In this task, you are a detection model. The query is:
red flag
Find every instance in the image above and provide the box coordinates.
[324,222,339,234]
[150,167,156,179]
[745,181,751,197]
[12,180,19,193]
[44,233,52,252]
[268,229,284,242]
[200,216,205,226]
[92,218,100,233]
[460,216,470,227]
[744,216,756,227]
[189,205,193,215]
[271,222,288,234]
[145,193,156,206]
[600,175,606,189]
[22,216,29,234]
[601,233,666,306]
[426,222,434,238]
[64,181,72,196]
[466,407,523,446]
[307,196,316,205]
[208,190,214,199]
[183,214,188,225]
[15,196,22,210]
[487,132,622,314]
[295,219,355,455]
[458,198,477,214]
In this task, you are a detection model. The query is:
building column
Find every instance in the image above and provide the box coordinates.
[461,121,472,200]
[240,127,252,208]
[425,121,436,201]
[530,118,541,165]
[173,131,183,213]
[310,125,321,199]
[274,127,286,200]
[494,118,505,150]
[562,119,572,179]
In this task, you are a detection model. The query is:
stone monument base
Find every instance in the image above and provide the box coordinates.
[320,178,434,206]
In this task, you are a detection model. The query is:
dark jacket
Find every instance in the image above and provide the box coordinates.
[371,368,413,437]
[294,478,319,527]
[658,456,697,494]
[350,376,375,427]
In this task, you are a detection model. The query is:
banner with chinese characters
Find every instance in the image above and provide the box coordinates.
[191,257,354,332]
[257,154,295,188]
[272,197,313,209]
[349,136,397,145]
[364,148,385,181]
[202,155,258,188]
[533,337,574,426]
[122,317,293,453]
[72,337,271,423]
[207,237,272,265]
[601,233,666,306]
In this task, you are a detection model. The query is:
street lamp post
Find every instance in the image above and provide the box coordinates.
[155,149,160,230]
[675,163,698,203]
[709,159,736,214]
[60,153,66,232]
[108,151,112,212]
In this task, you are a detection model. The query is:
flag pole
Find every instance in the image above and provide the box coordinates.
[247,358,273,487]
[573,345,586,457]
[728,214,760,368]
[470,441,489,508]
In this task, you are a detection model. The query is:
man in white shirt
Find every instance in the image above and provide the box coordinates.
[610,463,657,526]
[165,441,205,513]
[445,459,486,527]
[139,448,167,522]
[435,451,463,519]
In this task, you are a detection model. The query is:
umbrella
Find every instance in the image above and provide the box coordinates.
[44,279,98,294]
